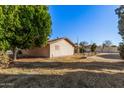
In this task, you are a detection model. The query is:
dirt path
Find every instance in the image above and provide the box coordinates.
[88,53,124,62]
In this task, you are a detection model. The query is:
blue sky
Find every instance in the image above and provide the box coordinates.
[49,5,121,45]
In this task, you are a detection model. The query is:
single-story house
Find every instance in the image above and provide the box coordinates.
[21,38,75,58]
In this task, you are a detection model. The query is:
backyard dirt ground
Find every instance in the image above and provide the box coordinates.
[0,53,124,88]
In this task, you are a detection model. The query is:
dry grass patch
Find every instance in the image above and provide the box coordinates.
[0,53,124,87]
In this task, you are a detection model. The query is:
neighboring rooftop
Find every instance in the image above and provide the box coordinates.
[48,37,75,47]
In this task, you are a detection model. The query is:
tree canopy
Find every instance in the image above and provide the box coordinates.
[115,6,124,59]
[103,40,112,47]
[115,5,124,40]
[79,41,88,47]
[91,43,97,53]
[0,5,52,60]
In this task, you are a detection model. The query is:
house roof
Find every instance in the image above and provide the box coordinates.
[48,38,75,47]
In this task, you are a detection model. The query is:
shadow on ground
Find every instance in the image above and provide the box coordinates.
[12,61,124,70]
[1,59,123,87]
[1,53,124,88]
[98,53,121,60]
[0,71,124,88]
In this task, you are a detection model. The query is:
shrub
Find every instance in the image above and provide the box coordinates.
[80,47,85,53]
[0,52,13,68]
[118,42,124,59]
[91,43,97,53]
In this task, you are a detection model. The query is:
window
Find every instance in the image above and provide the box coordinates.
[55,45,60,50]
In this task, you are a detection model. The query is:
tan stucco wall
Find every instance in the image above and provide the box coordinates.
[96,47,118,53]
[21,39,75,58]
[21,45,49,57]
[50,39,74,57]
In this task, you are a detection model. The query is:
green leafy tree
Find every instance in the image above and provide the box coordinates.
[79,47,85,53]
[0,5,52,61]
[80,41,88,46]
[91,43,97,53]
[118,42,124,59]
[102,40,112,53]
[79,41,88,53]
[0,6,11,67]
[115,6,124,59]
[103,40,112,47]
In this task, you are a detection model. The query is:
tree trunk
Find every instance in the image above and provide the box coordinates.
[102,46,104,53]
[12,47,18,61]
[77,45,80,54]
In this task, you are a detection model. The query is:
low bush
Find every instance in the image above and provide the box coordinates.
[118,42,124,59]
[0,52,13,68]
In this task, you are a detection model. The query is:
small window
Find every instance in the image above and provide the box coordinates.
[55,45,60,50]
